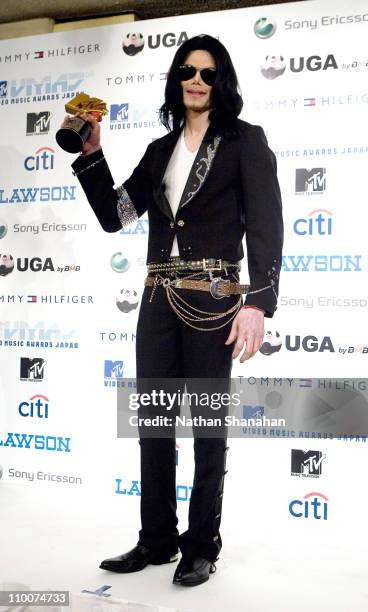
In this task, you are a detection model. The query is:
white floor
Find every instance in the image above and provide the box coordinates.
[1,482,368,612]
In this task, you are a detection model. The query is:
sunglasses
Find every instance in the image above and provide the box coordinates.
[178,64,217,86]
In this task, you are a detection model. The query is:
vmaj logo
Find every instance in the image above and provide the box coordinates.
[0,322,78,349]
[289,492,329,520]
[18,394,49,418]
[293,209,332,236]
[291,449,326,477]
[295,168,326,194]
[282,255,361,272]
[24,147,54,171]
[2,73,86,98]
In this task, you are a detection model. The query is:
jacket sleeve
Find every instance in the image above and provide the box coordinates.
[239,125,283,318]
[71,143,153,232]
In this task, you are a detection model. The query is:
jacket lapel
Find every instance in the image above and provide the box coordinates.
[177,132,222,212]
[152,128,222,220]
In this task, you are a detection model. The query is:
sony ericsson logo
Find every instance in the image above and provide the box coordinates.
[111,253,130,273]
[254,17,277,39]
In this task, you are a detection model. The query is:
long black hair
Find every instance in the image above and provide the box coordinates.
[159,34,243,137]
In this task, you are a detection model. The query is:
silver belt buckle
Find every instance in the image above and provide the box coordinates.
[203,258,222,271]
[210,277,230,299]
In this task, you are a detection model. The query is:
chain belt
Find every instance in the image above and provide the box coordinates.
[144,272,246,332]
[145,275,249,299]
[147,257,240,274]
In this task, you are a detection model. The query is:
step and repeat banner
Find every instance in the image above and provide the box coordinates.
[0,0,367,545]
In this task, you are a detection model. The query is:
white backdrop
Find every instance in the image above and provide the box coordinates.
[0,0,368,556]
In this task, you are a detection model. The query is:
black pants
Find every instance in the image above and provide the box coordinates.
[135,279,239,563]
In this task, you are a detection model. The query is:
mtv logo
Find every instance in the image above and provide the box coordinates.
[291,449,326,477]
[26,111,51,135]
[104,360,124,379]
[243,405,264,419]
[0,81,7,97]
[20,357,46,381]
[295,168,326,193]
[110,104,129,122]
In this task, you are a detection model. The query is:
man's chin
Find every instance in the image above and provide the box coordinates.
[185,102,211,113]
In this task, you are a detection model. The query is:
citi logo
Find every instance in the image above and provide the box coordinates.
[24,147,54,171]
[289,492,329,520]
[19,394,49,418]
[293,209,332,236]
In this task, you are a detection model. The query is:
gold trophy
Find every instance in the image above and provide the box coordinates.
[55,92,108,153]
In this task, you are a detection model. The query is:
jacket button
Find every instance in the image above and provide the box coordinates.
[170,222,174,228]
[177,220,185,227]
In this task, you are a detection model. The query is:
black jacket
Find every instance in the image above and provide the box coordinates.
[71,118,283,317]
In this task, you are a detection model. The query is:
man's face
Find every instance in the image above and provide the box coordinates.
[180,49,216,113]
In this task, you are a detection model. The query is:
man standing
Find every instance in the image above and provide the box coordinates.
[65,34,283,586]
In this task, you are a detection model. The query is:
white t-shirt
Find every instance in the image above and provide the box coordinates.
[163,129,198,256]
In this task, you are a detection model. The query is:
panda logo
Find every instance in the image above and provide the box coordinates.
[116,288,139,313]
[261,55,286,80]
[260,330,282,356]
[0,254,14,276]
[122,33,145,56]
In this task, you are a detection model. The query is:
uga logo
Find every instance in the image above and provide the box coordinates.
[285,335,335,352]
[17,257,54,272]
[148,32,189,49]
[290,54,338,72]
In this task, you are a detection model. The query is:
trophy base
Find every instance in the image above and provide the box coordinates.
[55,117,91,154]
